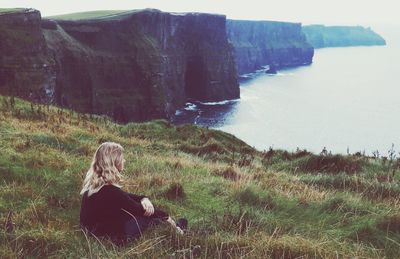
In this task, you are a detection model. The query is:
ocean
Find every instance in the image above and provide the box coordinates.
[173,26,400,156]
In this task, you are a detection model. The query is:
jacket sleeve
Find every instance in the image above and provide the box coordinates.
[109,187,169,219]
[126,194,169,219]
[151,209,169,220]
[111,188,146,217]
[127,193,147,202]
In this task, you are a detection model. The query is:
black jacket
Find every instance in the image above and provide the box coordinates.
[80,185,168,237]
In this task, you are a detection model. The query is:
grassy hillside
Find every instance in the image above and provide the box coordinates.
[0,95,399,258]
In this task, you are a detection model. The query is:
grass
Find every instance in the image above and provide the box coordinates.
[0,8,26,15]
[46,10,138,20]
[0,95,399,258]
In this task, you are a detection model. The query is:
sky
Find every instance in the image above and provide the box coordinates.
[1,0,398,26]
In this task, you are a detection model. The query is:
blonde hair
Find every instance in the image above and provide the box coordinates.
[80,142,124,196]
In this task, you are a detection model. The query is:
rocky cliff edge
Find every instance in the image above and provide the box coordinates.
[0,8,239,122]
[227,19,314,75]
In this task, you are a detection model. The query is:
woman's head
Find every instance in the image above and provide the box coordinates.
[80,142,125,196]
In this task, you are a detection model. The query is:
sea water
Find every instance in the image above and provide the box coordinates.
[173,26,400,155]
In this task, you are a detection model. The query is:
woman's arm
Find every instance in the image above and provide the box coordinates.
[127,193,147,202]
[110,187,169,219]
[107,187,146,216]
[128,193,164,218]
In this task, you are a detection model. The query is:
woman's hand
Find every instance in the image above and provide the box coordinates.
[167,217,184,235]
[141,198,154,216]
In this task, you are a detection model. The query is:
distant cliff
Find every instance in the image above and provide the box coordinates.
[0,8,239,122]
[302,25,386,48]
[227,20,314,75]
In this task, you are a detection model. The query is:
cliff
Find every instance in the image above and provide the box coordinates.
[0,8,239,122]
[302,25,386,48]
[0,9,56,103]
[227,20,314,75]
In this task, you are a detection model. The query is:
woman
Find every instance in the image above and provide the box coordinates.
[79,142,186,245]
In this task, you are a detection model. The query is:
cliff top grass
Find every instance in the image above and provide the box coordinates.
[45,9,174,21]
[46,9,224,22]
[46,10,131,20]
[228,19,301,27]
[1,95,399,258]
[303,24,386,48]
[0,8,27,15]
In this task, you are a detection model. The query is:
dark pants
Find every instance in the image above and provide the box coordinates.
[124,216,165,240]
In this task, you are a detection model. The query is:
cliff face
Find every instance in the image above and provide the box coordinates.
[0,9,239,122]
[303,25,386,49]
[227,20,314,75]
[0,9,56,103]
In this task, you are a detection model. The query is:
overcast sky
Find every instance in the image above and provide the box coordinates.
[1,0,398,26]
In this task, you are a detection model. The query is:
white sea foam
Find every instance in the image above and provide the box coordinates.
[240,73,255,78]
[276,72,295,76]
[200,99,240,105]
[174,110,183,116]
[184,103,198,111]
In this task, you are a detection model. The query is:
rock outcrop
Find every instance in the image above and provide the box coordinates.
[302,25,386,49]
[0,9,56,103]
[227,20,314,75]
[0,8,239,122]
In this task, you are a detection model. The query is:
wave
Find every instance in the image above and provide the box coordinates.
[276,72,295,76]
[183,102,198,111]
[199,99,240,106]
[239,68,267,79]
[240,73,254,78]
[240,67,297,79]
[174,110,183,116]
